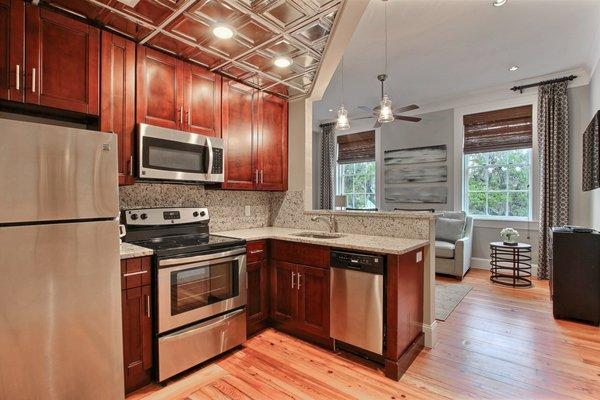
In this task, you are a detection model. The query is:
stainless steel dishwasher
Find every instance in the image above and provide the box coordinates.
[330,250,385,355]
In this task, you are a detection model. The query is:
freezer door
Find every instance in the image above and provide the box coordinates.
[0,118,118,223]
[0,220,124,400]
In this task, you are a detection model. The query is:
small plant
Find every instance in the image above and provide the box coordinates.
[500,227,519,245]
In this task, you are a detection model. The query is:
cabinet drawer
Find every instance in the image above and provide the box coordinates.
[121,256,151,289]
[247,240,266,263]
[271,240,328,268]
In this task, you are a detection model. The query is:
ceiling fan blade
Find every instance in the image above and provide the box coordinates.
[393,104,420,113]
[358,106,374,113]
[351,116,374,121]
[373,120,382,129]
[394,115,422,122]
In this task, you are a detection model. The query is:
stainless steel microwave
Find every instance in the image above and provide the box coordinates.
[138,123,224,183]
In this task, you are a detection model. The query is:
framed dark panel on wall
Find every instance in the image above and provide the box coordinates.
[583,110,600,192]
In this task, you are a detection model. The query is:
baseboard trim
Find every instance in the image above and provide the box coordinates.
[422,320,438,348]
[470,257,538,277]
[384,332,424,381]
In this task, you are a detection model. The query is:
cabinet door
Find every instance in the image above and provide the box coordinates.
[25,5,99,115]
[122,285,152,393]
[270,260,297,324]
[0,0,23,102]
[257,93,288,191]
[100,31,135,186]
[297,264,330,339]
[184,63,221,137]
[136,45,183,130]
[222,79,257,190]
[247,259,269,336]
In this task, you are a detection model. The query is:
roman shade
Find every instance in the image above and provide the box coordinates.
[337,131,375,164]
[463,105,533,154]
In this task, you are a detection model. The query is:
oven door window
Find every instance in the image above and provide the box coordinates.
[143,136,209,174]
[170,260,239,315]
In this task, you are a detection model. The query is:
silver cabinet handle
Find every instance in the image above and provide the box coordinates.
[129,155,133,177]
[291,271,295,289]
[250,249,263,254]
[179,105,183,126]
[123,270,147,277]
[261,170,264,183]
[146,294,151,318]
[16,65,20,90]
[187,109,191,126]
[255,170,259,183]
[297,273,301,290]
[31,68,36,93]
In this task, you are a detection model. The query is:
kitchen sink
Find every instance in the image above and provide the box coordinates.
[292,232,345,239]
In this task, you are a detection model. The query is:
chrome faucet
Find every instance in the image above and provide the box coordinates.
[311,215,338,233]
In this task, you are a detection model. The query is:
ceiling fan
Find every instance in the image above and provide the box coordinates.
[354,74,422,128]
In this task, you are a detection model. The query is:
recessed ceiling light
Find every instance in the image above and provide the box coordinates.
[329,109,333,112]
[509,65,519,71]
[493,0,508,6]
[212,24,235,39]
[273,56,293,68]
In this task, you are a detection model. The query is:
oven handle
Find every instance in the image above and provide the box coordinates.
[159,247,246,267]
[160,308,245,341]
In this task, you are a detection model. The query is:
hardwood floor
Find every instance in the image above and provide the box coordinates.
[128,269,600,400]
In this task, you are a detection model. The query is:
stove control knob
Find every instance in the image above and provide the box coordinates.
[140,213,148,220]
[200,211,206,217]
[193,211,199,217]
[130,213,138,221]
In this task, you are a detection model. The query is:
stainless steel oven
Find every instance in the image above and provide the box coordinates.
[138,123,224,183]
[157,247,246,334]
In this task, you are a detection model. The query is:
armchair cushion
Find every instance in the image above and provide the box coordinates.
[436,217,466,243]
[435,240,455,259]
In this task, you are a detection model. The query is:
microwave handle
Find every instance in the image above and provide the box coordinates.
[206,137,213,175]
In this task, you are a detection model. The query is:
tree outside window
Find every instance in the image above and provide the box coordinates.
[337,161,376,209]
[464,148,531,218]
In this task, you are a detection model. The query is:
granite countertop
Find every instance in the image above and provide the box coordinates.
[215,227,429,255]
[120,242,154,259]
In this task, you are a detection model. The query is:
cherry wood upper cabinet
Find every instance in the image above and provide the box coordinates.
[136,45,183,130]
[257,93,288,191]
[222,79,288,191]
[0,0,23,102]
[222,79,257,190]
[184,63,221,137]
[100,31,135,186]
[24,4,99,115]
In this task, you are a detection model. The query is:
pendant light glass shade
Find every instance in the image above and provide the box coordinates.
[377,95,394,123]
[335,105,350,130]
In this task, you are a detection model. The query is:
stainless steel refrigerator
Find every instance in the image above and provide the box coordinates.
[0,118,124,399]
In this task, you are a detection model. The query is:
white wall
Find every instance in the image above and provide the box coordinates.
[380,109,454,212]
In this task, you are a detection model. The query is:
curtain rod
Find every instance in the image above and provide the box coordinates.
[510,75,577,93]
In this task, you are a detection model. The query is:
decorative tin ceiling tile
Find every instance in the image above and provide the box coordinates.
[44,0,342,99]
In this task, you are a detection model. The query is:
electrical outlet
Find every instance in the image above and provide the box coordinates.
[244,206,251,217]
[416,251,423,263]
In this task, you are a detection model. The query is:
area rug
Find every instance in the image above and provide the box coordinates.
[435,283,473,321]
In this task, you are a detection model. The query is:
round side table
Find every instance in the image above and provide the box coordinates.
[489,242,532,287]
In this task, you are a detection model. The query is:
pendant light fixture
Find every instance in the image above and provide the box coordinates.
[335,56,350,130]
[377,0,394,124]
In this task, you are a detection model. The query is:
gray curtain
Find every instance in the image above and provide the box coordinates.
[319,123,336,209]
[538,81,570,279]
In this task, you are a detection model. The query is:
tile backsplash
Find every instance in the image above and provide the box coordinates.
[120,185,432,239]
[119,183,271,232]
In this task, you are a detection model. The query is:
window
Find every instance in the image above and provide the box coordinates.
[337,161,376,209]
[464,149,531,218]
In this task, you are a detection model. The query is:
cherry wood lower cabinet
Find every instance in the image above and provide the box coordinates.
[121,256,153,394]
[246,240,269,336]
[100,31,135,186]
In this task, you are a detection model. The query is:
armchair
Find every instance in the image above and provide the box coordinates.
[435,212,473,280]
